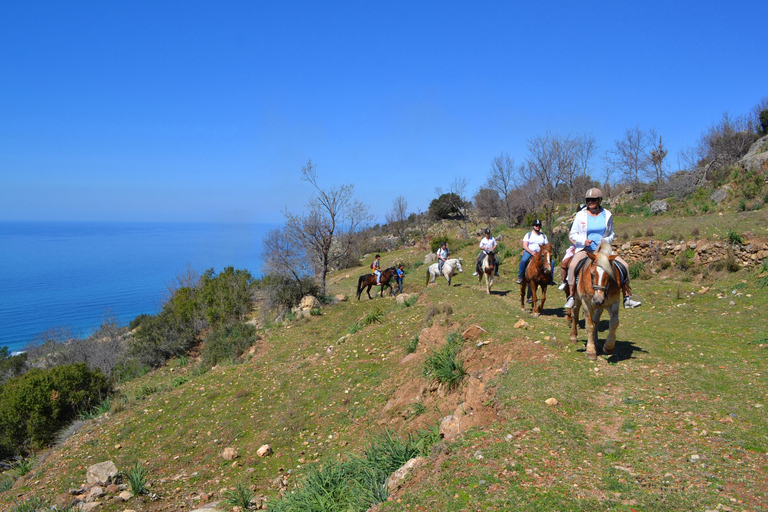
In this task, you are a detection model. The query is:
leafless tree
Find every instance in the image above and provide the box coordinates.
[487,153,520,224]
[412,208,430,248]
[441,178,471,238]
[473,187,501,229]
[570,134,598,211]
[604,125,651,187]
[385,196,409,248]
[283,160,372,296]
[523,132,564,236]
[262,226,314,295]
[648,129,668,184]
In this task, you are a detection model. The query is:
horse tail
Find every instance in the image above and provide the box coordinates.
[426,267,430,285]
[356,275,366,300]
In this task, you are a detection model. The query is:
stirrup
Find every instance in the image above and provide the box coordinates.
[623,296,642,309]
[564,296,575,308]
[557,281,567,290]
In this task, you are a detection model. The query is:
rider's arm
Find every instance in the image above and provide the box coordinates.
[569,212,587,247]
[522,241,531,255]
[602,211,615,245]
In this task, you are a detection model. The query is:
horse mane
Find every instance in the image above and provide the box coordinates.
[595,241,615,280]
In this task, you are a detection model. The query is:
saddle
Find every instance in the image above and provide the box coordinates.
[572,257,628,287]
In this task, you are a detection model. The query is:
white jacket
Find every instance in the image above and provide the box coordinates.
[569,208,614,253]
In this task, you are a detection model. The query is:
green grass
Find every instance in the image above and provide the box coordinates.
[405,334,419,354]
[224,482,255,509]
[362,307,384,326]
[123,461,149,496]
[422,336,467,390]
[0,476,13,493]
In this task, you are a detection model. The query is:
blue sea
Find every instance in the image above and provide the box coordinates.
[0,221,275,354]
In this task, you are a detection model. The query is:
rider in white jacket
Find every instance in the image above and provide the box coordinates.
[564,188,641,309]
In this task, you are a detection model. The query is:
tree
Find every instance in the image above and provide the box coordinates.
[473,187,501,228]
[385,196,409,248]
[568,134,597,212]
[428,192,464,220]
[487,153,520,224]
[411,209,430,249]
[284,160,371,296]
[523,132,564,236]
[604,125,651,187]
[648,129,668,184]
[262,226,314,297]
[448,178,472,239]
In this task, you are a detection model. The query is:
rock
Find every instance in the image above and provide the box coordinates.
[257,444,273,457]
[221,447,238,460]
[461,325,487,342]
[105,484,119,494]
[424,253,437,264]
[386,457,425,491]
[78,503,101,511]
[85,486,105,502]
[118,490,134,501]
[299,295,321,311]
[545,397,559,406]
[439,415,461,440]
[396,293,416,304]
[333,294,347,303]
[649,200,669,215]
[740,134,768,173]
[514,319,529,329]
[86,461,119,485]
[710,187,729,204]
[189,502,223,512]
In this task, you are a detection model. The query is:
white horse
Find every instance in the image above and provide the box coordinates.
[426,258,463,285]
[478,251,496,294]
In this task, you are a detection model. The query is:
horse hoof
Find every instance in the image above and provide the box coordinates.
[587,352,597,361]
[604,345,615,355]
[569,335,577,343]
[532,313,540,317]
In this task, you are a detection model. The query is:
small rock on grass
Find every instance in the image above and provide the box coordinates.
[545,398,558,406]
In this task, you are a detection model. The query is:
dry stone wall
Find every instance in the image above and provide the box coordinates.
[615,239,768,269]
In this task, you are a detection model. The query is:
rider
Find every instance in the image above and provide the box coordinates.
[371,254,382,285]
[516,219,555,284]
[436,242,450,274]
[473,228,499,276]
[564,188,642,309]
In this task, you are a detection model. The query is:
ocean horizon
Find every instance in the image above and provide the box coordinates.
[0,221,275,354]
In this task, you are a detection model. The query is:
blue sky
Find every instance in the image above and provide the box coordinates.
[1,1,766,224]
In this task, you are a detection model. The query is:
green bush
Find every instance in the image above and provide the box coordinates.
[429,235,452,253]
[405,335,419,354]
[224,483,255,509]
[0,347,27,384]
[129,309,198,368]
[201,322,257,367]
[676,249,695,271]
[128,313,151,330]
[423,336,466,390]
[0,363,111,458]
[199,267,254,327]
[629,261,645,280]
[123,461,149,496]
[725,229,744,245]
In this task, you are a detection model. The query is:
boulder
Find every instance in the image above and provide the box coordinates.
[221,447,238,460]
[299,295,321,311]
[396,293,416,304]
[649,200,669,215]
[740,135,768,173]
[386,457,426,491]
[439,415,461,440]
[711,187,729,204]
[86,461,118,485]
[424,253,437,264]
[118,490,134,501]
[257,444,273,457]
[333,294,347,303]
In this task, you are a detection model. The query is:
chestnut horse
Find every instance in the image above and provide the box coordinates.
[356,267,397,300]
[568,241,623,360]
[519,243,552,315]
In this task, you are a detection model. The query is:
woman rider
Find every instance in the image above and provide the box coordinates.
[473,228,499,277]
[564,188,642,309]
[516,219,555,285]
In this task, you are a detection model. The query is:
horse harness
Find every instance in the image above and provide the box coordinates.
[575,257,627,299]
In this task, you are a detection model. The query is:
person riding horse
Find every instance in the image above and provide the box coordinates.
[473,228,499,277]
[436,242,449,274]
[517,219,555,285]
[371,254,382,285]
[564,188,642,309]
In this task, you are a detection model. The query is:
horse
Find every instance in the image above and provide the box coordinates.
[426,258,463,285]
[356,267,397,300]
[568,241,623,360]
[519,244,553,316]
[477,251,496,294]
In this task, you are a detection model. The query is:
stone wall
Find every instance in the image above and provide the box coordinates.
[616,239,768,269]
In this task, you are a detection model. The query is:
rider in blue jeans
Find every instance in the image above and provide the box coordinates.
[517,220,555,284]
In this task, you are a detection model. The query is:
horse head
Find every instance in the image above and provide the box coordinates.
[537,244,552,276]
[454,259,463,273]
[586,241,618,305]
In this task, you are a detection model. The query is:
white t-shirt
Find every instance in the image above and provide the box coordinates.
[479,236,496,252]
[523,230,548,253]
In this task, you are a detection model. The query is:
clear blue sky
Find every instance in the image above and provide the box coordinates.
[2,1,766,224]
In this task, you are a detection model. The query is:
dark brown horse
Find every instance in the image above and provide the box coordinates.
[568,241,623,360]
[519,243,552,315]
[356,267,397,300]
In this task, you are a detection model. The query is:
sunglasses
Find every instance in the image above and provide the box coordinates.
[586,198,599,203]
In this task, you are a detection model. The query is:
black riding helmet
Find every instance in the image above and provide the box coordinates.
[484,228,491,235]
[532,219,542,227]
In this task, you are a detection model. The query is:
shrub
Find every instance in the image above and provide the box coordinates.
[645,227,654,237]
[348,322,362,334]
[0,363,111,458]
[202,322,257,367]
[129,313,151,330]
[405,335,419,354]
[738,199,747,211]
[725,229,744,245]
[199,267,254,327]
[0,475,13,492]
[423,340,466,390]
[123,461,149,496]
[225,482,255,509]
[757,259,768,288]
[0,348,27,384]
[633,230,642,238]
[676,249,695,271]
[628,261,645,280]
[691,227,700,237]
[726,248,741,273]
[362,308,384,326]
[430,235,451,253]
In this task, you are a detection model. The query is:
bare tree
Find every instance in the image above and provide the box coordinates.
[283,160,371,296]
[385,196,409,248]
[648,129,668,184]
[473,187,501,229]
[569,134,597,212]
[523,132,563,236]
[441,178,471,238]
[412,208,430,248]
[604,125,651,187]
[487,153,520,224]
[262,226,314,293]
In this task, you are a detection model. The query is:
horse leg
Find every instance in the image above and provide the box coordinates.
[540,284,547,314]
[367,284,374,300]
[486,273,492,294]
[531,284,539,316]
[604,302,620,355]
[519,281,526,310]
[569,299,580,342]
[585,305,598,360]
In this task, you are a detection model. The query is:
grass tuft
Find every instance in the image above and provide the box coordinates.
[402,295,419,307]
[0,476,13,493]
[362,308,384,326]
[423,337,467,390]
[757,259,768,288]
[11,458,34,477]
[629,260,645,280]
[224,482,255,509]
[123,461,149,496]
[405,335,419,354]
[348,322,362,334]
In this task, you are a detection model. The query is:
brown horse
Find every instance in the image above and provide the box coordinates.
[568,241,623,360]
[519,243,552,315]
[356,267,397,300]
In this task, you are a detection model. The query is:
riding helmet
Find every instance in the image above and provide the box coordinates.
[484,228,491,235]
[585,188,603,200]
[532,219,542,227]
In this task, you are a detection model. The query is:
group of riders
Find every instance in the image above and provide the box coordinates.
[371,187,641,309]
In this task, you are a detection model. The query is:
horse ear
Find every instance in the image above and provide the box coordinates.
[587,252,597,262]
[458,257,463,261]
[608,255,617,261]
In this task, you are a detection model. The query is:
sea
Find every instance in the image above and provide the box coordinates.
[0,221,275,354]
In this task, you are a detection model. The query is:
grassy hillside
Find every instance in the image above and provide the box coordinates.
[2,210,768,511]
